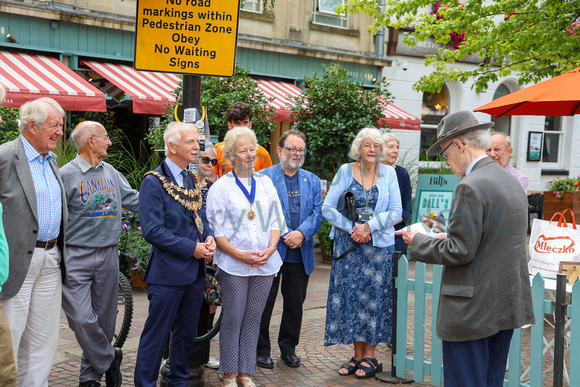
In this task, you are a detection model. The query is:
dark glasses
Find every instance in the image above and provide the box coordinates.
[201,156,218,166]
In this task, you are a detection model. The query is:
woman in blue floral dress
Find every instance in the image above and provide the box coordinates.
[322,128,402,379]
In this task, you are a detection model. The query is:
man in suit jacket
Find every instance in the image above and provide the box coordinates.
[396,111,535,387]
[134,122,215,387]
[0,97,68,386]
[257,129,324,369]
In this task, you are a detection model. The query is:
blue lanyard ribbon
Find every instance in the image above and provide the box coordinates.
[233,171,256,204]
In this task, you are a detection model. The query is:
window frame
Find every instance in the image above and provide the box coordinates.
[313,0,348,29]
[242,0,263,14]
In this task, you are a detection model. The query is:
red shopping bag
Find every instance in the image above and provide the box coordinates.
[529,209,580,279]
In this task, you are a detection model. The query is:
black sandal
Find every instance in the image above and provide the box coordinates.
[355,357,383,379]
[338,357,360,376]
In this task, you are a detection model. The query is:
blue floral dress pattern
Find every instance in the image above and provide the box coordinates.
[325,179,394,346]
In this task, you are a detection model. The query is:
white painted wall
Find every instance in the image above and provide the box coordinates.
[382,57,580,193]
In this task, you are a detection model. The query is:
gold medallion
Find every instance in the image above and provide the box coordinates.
[247,209,256,221]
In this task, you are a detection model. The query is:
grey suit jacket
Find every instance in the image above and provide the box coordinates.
[410,157,534,342]
[0,136,68,299]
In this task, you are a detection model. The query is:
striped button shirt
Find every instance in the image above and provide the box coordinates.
[21,136,62,241]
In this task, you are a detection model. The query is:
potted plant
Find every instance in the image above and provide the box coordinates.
[316,220,333,264]
[119,211,151,288]
[543,176,580,220]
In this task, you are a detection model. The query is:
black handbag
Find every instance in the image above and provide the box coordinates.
[333,191,357,260]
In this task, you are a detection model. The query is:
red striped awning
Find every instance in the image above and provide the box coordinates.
[82,61,180,115]
[256,80,302,122]
[378,97,421,130]
[0,51,106,111]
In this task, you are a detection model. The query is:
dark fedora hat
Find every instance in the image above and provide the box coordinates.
[427,111,494,155]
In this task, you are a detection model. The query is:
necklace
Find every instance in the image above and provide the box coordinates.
[358,161,377,221]
[233,171,256,221]
[145,170,204,234]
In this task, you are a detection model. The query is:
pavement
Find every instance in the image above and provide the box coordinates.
[50,253,434,386]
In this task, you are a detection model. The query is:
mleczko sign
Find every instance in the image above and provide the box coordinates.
[135,0,240,76]
[534,235,576,254]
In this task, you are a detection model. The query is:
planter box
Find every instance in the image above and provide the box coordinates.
[542,192,580,221]
[131,272,147,288]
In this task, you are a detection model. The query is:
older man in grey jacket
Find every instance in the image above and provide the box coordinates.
[396,111,534,387]
[0,97,68,387]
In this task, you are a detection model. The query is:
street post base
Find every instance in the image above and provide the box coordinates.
[375,371,414,384]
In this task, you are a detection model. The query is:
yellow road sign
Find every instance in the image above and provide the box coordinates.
[135,0,240,76]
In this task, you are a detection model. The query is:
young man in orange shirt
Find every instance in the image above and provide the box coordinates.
[212,102,272,178]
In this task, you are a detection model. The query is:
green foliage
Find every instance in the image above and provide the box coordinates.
[339,0,580,93]
[0,106,20,144]
[147,64,277,151]
[107,130,163,190]
[315,220,333,256]
[289,63,393,178]
[119,210,151,278]
[547,176,580,193]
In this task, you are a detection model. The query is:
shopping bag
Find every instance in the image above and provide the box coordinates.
[529,209,580,279]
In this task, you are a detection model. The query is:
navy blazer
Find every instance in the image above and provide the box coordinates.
[139,162,212,285]
[261,164,323,275]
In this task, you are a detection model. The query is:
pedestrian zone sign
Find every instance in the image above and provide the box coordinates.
[135,0,240,76]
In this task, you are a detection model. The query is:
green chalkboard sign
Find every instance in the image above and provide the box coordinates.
[412,174,462,233]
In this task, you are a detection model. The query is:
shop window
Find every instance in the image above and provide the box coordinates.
[542,116,562,163]
[420,87,449,160]
[242,0,263,14]
[313,0,348,28]
[491,84,511,135]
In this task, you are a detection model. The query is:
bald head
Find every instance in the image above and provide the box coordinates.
[71,121,111,166]
[487,133,512,168]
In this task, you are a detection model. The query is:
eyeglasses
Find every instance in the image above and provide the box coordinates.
[361,144,381,151]
[284,147,307,155]
[440,141,466,160]
[92,134,110,141]
[201,156,218,166]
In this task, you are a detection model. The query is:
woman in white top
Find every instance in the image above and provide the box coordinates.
[206,126,286,387]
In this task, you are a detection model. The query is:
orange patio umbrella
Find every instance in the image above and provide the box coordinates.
[474,66,580,117]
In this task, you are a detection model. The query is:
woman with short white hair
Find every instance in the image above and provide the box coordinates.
[322,127,402,379]
[381,132,413,254]
[206,127,286,387]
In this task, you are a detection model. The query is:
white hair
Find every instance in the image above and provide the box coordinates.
[458,129,492,151]
[349,127,386,160]
[221,126,257,156]
[17,97,65,133]
[164,122,197,156]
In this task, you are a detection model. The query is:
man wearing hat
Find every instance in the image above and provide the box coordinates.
[396,111,534,386]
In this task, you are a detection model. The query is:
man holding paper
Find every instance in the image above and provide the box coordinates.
[396,111,534,387]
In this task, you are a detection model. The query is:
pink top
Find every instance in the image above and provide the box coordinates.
[505,163,529,194]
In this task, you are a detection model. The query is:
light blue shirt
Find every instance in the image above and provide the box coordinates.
[165,157,186,187]
[21,135,62,241]
[466,155,488,176]
[322,163,402,248]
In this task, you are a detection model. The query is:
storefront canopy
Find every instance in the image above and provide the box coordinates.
[0,51,106,111]
[82,61,180,115]
[256,80,303,122]
[378,96,421,130]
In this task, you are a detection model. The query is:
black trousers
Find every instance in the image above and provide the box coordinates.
[257,262,309,356]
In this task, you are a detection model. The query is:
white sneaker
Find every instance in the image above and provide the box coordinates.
[204,354,220,369]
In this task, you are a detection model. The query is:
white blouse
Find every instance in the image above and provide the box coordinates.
[206,172,287,276]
